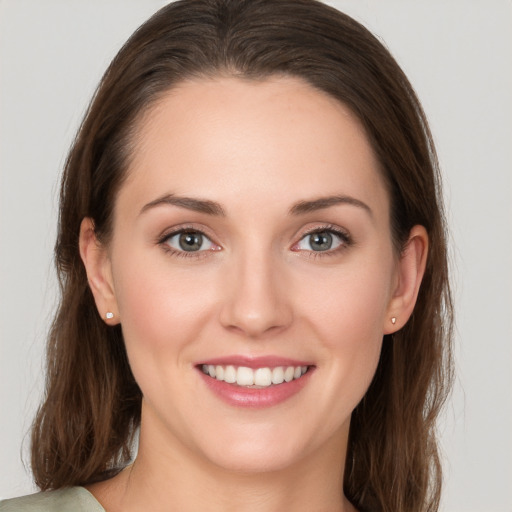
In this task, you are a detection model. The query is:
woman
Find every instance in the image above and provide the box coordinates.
[0,0,453,511]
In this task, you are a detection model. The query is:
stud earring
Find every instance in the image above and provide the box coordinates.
[105,312,114,320]
[391,317,397,325]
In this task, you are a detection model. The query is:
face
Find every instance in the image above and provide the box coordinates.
[95,77,403,473]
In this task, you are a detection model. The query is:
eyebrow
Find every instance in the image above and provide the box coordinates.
[140,193,371,218]
[140,194,226,216]
[289,195,373,217]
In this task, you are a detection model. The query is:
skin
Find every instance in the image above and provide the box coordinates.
[80,76,428,512]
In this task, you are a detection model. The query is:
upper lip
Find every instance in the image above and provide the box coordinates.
[196,355,313,369]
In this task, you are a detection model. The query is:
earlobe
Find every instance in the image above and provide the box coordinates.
[79,218,119,324]
[384,225,428,334]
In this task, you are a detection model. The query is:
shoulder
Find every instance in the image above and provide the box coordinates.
[0,487,104,512]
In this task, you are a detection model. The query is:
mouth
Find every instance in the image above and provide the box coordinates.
[196,358,314,408]
[200,364,310,388]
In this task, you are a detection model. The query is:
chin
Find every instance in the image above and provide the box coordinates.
[193,425,319,475]
[206,445,302,475]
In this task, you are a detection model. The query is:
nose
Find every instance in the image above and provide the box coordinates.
[218,249,293,338]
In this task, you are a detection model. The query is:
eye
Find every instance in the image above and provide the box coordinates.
[163,230,218,253]
[294,229,349,252]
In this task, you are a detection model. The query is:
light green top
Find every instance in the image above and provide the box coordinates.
[0,487,104,512]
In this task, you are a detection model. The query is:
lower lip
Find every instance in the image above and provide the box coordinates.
[198,368,313,408]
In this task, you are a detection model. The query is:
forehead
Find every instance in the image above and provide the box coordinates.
[120,76,388,217]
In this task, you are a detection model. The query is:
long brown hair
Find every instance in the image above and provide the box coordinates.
[31,1,454,510]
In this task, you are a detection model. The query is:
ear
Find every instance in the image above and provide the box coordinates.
[79,217,119,325]
[384,225,428,334]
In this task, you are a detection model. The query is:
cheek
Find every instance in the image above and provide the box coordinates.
[300,258,393,345]
[296,258,393,405]
[317,286,384,385]
[111,260,224,426]
[111,254,218,369]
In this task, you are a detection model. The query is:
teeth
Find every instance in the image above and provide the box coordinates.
[201,364,309,387]
[224,365,236,384]
[284,366,295,382]
[237,366,254,386]
[254,367,272,386]
[272,367,284,384]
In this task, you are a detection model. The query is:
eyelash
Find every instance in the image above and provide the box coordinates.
[292,224,353,259]
[157,224,353,260]
[158,225,219,260]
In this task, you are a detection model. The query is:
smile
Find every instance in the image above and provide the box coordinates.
[201,364,309,387]
[197,358,314,408]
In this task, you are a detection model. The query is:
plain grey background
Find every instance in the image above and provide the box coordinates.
[1,1,511,510]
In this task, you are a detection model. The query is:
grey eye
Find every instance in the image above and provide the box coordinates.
[179,232,203,251]
[308,231,333,251]
[165,231,215,252]
[296,230,343,252]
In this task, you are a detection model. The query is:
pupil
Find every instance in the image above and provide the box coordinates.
[310,232,332,251]
[179,232,203,251]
